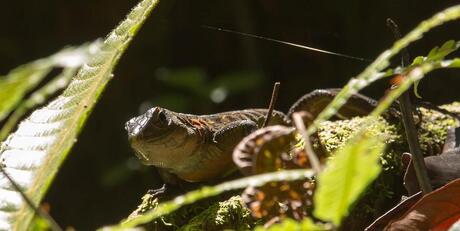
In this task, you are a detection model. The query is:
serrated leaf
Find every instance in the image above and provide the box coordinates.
[427,40,460,61]
[427,46,440,60]
[0,0,159,230]
[443,57,460,68]
[411,56,425,65]
[307,6,460,134]
[410,40,460,99]
[371,54,460,117]
[0,42,100,141]
[425,40,459,61]
[313,131,384,226]
[0,46,93,122]
[413,80,422,98]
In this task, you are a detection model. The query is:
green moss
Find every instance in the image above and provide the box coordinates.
[126,193,254,230]
[418,105,458,155]
[179,196,254,231]
[125,103,460,230]
[316,102,460,169]
[441,102,460,114]
[317,116,402,171]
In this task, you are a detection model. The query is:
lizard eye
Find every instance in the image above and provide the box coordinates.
[158,110,167,123]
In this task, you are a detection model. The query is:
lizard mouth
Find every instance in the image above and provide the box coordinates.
[125,114,151,138]
[125,107,171,139]
[132,149,151,164]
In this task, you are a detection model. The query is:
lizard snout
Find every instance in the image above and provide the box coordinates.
[125,118,139,138]
[125,107,157,138]
[125,107,171,140]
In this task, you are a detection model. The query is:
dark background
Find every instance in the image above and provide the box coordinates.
[1,1,460,230]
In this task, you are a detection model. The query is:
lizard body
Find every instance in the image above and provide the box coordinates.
[125,107,288,182]
[125,89,408,183]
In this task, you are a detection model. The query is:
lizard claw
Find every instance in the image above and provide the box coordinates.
[147,184,167,198]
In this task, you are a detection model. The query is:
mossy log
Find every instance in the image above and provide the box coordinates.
[126,102,460,230]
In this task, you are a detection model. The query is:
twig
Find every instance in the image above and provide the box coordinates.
[262,82,281,127]
[387,18,432,194]
[0,166,63,231]
[292,112,322,174]
[386,19,410,67]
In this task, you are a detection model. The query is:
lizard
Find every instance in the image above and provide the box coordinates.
[125,88,456,184]
[125,107,289,183]
[124,89,400,184]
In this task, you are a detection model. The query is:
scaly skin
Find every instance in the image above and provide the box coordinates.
[125,107,289,182]
[125,88,404,183]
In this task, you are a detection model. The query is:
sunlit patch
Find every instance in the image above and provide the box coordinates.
[0,211,13,230]
[15,121,64,137]
[0,188,22,210]
[1,150,46,170]
[7,136,56,151]
[29,107,74,123]
[0,168,33,190]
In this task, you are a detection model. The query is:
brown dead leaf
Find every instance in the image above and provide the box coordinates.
[232,125,295,175]
[384,179,460,231]
[365,192,422,231]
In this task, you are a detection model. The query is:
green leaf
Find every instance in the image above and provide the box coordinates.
[314,130,384,226]
[447,58,460,67]
[410,40,460,99]
[426,40,460,61]
[0,46,94,122]
[307,5,460,135]
[0,0,159,230]
[0,42,99,141]
[28,216,51,231]
[427,45,440,60]
[413,80,422,99]
[254,218,331,231]
[371,55,460,117]
[411,56,425,65]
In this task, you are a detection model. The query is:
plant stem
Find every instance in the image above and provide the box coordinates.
[263,82,281,127]
[387,18,432,194]
[292,112,322,174]
[398,93,433,193]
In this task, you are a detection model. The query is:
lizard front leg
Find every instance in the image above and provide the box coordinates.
[177,120,258,182]
[213,120,259,150]
[211,120,259,177]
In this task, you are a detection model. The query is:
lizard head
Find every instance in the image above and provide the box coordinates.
[125,107,199,169]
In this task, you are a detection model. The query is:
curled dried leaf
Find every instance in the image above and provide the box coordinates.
[242,180,316,223]
[233,125,296,175]
[234,125,319,226]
